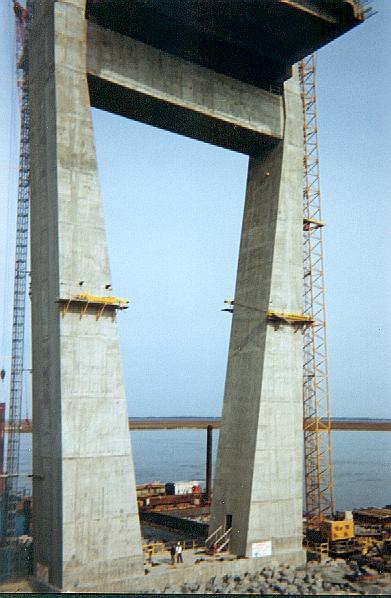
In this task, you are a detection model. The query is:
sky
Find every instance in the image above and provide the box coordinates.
[0,1,390,420]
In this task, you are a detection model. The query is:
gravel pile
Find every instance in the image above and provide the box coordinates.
[161,559,391,595]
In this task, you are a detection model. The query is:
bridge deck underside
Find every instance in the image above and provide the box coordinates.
[87,0,364,90]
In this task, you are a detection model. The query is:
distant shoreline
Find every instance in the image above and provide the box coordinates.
[127,417,391,431]
[5,416,391,432]
[131,416,390,422]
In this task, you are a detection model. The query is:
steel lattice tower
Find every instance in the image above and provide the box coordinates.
[1,1,31,550]
[299,54,334,525]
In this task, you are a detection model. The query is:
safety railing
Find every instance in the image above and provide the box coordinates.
[142,538,202,556]
[215,527,232,553]
[205,524,223,548]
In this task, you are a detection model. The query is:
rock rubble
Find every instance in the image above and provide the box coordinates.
[161,559,391,595]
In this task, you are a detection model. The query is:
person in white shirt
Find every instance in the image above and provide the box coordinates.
[176,541,183,563]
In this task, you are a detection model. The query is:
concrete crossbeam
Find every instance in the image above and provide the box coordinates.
[87,23,283,154]
[86,1,366,90]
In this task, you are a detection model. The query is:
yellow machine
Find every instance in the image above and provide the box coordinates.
[320,519,355,542]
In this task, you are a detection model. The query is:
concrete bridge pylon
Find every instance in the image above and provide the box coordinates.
[209,70,305,562]
[29,0,143,590]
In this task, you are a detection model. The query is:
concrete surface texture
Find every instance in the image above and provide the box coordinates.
[210,69,305,563]
[86,21,283,154]
[29,0,143,591]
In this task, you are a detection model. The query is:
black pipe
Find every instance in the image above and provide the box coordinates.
[0,403,5,495]
[206,425,213,504]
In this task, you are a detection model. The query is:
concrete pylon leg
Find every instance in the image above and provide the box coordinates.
[29,1,143,590]
[210,71,305,564]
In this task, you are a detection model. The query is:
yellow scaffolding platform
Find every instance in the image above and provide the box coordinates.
[266,310,314,330]
[58,293,129,319]
[303,216,325,230]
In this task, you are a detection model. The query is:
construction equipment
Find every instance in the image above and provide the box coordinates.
[1,0,31,578]
[320,519,355,542]
[299,54,334,527]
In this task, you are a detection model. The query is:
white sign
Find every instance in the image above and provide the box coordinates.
[252,540,272,558]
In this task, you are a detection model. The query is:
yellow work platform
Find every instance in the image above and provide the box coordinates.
[266,310,314,327]
[58,293,129,319]
[223,302,315,329]
[303,217,325,229]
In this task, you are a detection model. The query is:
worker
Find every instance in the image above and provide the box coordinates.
[13,1,28,20]
[147,547,153,565]
[170,543,176,565]
[176,541,183,563]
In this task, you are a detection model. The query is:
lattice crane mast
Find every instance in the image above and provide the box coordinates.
[299,54,334,526]
[1,0,31,544]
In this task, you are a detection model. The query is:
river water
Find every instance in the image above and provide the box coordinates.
[15,429,391,511]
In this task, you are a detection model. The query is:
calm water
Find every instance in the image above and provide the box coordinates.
[15,429,391,511]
